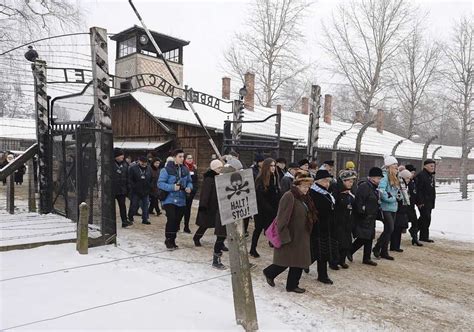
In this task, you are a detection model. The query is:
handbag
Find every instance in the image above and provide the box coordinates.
[265,217,282,249]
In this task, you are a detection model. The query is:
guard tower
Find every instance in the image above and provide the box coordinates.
[110,25,190,94]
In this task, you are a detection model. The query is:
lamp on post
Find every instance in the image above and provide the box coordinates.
[391,132,419,156]
[355,120,375,177]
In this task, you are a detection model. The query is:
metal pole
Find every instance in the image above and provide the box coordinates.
[422,135,438,168]
[28,159,36,212]
[32,60,51,214]
[332,130,347,175]
[355,120,375,177]
[6,175,14,214]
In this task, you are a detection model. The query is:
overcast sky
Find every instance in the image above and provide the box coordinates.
[83,0,472,99]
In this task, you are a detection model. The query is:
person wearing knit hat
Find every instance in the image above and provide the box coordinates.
[113,147,130,228]
[345,161,356,171]
[389,169,413,253]
[309,169,338,284]
[193,159,228,269]
[350,167,383,266]
[298,158,310,171]
[333,169,357,269]
[373,156,400,261]
[384,155,398,167]
[413,157,437,243]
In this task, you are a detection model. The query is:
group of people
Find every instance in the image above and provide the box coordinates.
[0,151,26,185]
[262,155,436,293]
[112,148,437,293]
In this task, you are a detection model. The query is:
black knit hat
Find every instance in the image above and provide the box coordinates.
[323,160,335,166]
[138,156,147,162]
[405,164,416,172]
[113,148,124,158]
[368,167,383,177]
[424,159,435,165]
[298,158,310,167]
[315,169,333,180]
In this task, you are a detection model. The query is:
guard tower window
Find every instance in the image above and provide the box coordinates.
[162,48,179,63]
[118,37,136,58]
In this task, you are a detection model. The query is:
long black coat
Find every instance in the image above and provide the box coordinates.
[334,187,355,251]
[112,160,129,196]
[128,163,153,197]
[353,180,380,240]
[255,174,281,230]
[195,169,225,236]
[309,185,338,263]
[415,169,436,210]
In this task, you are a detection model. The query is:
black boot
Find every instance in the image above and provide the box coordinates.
[165,239,175,251]
[412,238,423,246]
[183,224,191,234]
[212,253,225,269]
[372,246,381,258]
[193,236,202,247]
[221,244,229,252]
[249,246,260,258]
[363,259,378,266]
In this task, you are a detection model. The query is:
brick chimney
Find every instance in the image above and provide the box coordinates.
[244,72,255,111]
[376,109,384,133]
[222,77,230,99]
[323,94,332,125]
[301,97,309,115]
[355,111,363,123]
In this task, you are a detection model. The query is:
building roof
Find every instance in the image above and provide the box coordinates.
[113,140,171,150]
[110,25,190,53]
[0,117,36,141]
[120,91,474,160]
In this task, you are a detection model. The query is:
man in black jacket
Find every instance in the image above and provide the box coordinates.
[405,164,423,246]
[127,156,153,225]
[415,159,436,242]
[112,148,130,228]
[350,167,383,266]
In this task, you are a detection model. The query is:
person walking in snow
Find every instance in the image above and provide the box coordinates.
[372,156,400,261]
[275,157,287,182]
[309,169,339,284]
[333,170,357,269]
[128,156,153,225]
[112,148,131,228]
[149,157,162,217]
[159,149,193,250]
[180,153,198,234]
[263,172,317,294]
[405,164,423,246]
[350,167,383,266]
[390,169,412,252]
[250,158,281,258]
[280,162,300,194]
[415,159,437,243]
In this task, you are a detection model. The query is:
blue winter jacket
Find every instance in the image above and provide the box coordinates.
[158,161,193,207]
[378,171,399,212]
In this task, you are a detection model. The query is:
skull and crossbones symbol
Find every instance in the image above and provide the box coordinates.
[225,173,250,199]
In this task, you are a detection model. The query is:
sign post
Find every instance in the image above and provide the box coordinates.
[215,169,258,331]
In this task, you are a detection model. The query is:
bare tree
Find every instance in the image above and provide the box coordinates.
[223,0,312,108]
[443,17,473,199]
[0,0,83,118]
[322,0,414,120]
[392,26,442,136]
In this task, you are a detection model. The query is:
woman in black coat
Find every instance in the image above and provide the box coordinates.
[350,167,383,266]
[309,170,339,284]
[333,171,357,269]
[250,158,281,258]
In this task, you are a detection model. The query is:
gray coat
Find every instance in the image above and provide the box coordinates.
[273,191,312,269]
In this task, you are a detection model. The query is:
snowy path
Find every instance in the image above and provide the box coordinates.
[0,190,473,330]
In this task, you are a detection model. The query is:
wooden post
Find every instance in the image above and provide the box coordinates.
[28,159,36,212]
[307,85,321,161]
[6,175,14,214]
[77,202,89,254]
[226,221,258,331]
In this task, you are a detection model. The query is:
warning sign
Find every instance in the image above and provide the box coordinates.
[215,169,258,225]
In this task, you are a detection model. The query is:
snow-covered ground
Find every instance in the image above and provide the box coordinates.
[1,184,472,331]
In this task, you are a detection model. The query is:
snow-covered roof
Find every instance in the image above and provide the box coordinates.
[113,140,171,150]
[0,117,36,141]
[128,91,473,160]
